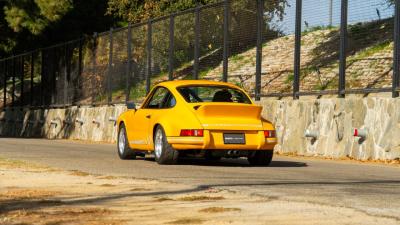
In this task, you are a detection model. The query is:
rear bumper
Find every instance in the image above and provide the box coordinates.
[167,130,277,150]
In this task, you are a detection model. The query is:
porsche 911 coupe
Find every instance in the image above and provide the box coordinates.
[116,80,277,165]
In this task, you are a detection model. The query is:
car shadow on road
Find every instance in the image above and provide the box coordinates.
[142,157,307,167]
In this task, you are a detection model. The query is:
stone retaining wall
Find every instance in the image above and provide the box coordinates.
[0,105,126,143]
[260,97,400,161]
[1,96,399,161]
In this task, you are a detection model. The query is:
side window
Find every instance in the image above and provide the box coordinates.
[144,87,176,109]
[145,88,168,109]
[163,94,176,108]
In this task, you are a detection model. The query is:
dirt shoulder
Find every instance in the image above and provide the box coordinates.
[1,157,399,225]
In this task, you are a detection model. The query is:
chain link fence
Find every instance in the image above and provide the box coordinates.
[1,0,400,109]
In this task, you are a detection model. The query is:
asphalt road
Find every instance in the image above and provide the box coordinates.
[1,138,400,222]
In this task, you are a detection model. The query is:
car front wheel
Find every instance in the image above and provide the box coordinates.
[154,126,179,165]
[117,123,136,160]
[247,151,273,166]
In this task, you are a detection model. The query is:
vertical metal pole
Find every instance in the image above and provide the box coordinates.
[168,15,175,81]
[76,38,83,105]
[64,44,69,106]
[92,32,97,105]
[30,52,34,106]
[51,47,56,106]
[255,0,264,101]
[20,56,24,107]
[293,0,302,100]
[11,57,15,107]
[0,61,2,108]
[223,0,230,82]
[146,20,152,94]
[339,0,348,98]
[41,50,45,106]
[126,23,132,103]
[329,0,333,27]
[3,60,7,108]
[393,0,400,98]
[108,28,114,104]
[78,38,83,77]
[194,6,200,80]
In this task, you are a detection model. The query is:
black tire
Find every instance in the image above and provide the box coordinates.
[117,123,136,160]
[154,126,179,165]
[247,150,273,166]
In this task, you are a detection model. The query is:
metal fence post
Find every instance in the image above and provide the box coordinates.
[339,0,348,98]
[20,55,24,107]
[168,15,175,81]
[11,57,15,107]
[76,37,83,105]
[293,0,302,100]
[223,0,230,82]
[126,23,132,103]
[393,0,400,98]
[51,48,57,106]
[0,61,3,108]
[40,50,45,106]
[255,0,264,101]
[194,6,200,80]
[91,32,98,105]
[64,44,69,106]
[30,52,34,106]
[146,20,152,94]
[3,60,7,108]
[108,28,114,105]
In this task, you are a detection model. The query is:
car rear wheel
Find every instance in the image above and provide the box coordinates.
[154,126,179,165]
[117,124,136,160]
[247,151,273,166]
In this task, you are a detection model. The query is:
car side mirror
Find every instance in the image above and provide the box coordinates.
[126,102,136,110]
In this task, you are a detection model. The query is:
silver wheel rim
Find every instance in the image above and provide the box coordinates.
[118,128,126,155]
[154,129,163,159]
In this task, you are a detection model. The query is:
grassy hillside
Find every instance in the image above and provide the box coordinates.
[203,18,394,95]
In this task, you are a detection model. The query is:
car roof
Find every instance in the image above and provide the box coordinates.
[157,80,240,89]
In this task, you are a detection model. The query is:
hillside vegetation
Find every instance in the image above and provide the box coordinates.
[202,18,394,95]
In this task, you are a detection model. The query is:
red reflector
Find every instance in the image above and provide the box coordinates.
[354,129,358,137]
[180,129,204,137]
[264,130,276,138]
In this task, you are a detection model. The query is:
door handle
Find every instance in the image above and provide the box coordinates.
[146,115,151,119]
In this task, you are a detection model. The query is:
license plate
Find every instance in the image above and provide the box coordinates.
[223,133,245,144]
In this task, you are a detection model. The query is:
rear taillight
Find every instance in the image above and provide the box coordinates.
[264,130,276,138]
[180,129,204,137]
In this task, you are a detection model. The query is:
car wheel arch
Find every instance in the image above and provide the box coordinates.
[153,123,161,140]
[118,121,125,129]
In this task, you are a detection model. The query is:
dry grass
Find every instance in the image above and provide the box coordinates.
[199,207,241,213]
[98,175,117,180]
[1,189,60,200]
[100,184,115,187]
[177,195,225,201]
[70,170,90,176]
[0,187,120,225]
[2,207,120,225]
[166,218,205,224]
[130,188,151,192]
[153,197,174,202]
[0,157,57,171]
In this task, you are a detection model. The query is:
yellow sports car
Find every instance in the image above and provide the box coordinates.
[117,80,277,165]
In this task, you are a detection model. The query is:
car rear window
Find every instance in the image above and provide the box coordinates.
[177,85,252,104]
